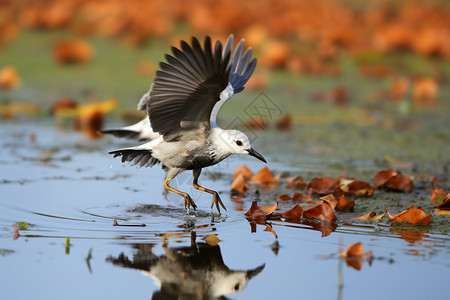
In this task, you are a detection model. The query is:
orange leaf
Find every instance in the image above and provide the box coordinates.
[354,210,386,221]
[0,66,20,90]
[430,184,447,203]
[337,178,374,197]
[245,201,278,218]
[251,166,280,186]
[335,195,355,211]
[291,192,311,201]
[435,194,450,210]
[385,174,414,192]
[281,205,304,218]
[307,176,337,195]
[338,242,373,271]
[374,168,395,188]
[230,173,247,195]
[232,165,254,180]
[303,203,337,222]
[277,194,291,201]
[387,205,432,225]
[53,38,94,64]
[243,118,266,130]
[320,194,337,210]
[285,176,307,189]
[275,114,292,131]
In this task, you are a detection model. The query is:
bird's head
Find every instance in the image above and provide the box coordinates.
[216,129,266,163]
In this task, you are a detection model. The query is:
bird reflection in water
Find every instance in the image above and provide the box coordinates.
[107,232,265,299]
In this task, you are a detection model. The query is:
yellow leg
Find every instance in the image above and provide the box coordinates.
[192,169,227,213]
[163,178,197,210]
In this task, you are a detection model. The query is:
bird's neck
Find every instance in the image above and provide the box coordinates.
[209,127,234,159]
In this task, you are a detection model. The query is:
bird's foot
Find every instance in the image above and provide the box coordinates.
[211,192,227,214]
[184,195,197,211]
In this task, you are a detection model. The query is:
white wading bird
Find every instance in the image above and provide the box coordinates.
[108,35,266,212]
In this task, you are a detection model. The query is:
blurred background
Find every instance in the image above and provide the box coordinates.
[0,0,449,159]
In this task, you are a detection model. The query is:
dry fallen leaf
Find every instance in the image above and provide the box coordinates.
[285,176,307,189]
[307,176,337,195]
[291,192,311,201]
[413,77,438,106]
[430,184,448,203]
[245,201,278,218]
[354,210,386,221]
[251,166,280,187]
[230,173,247,195]
[232,165,254,180]
[54,38,94,64]
[277,194,291,201]
[0,66,20,89]
[281,205,304,218]
[204,234,220,246]
[337,242,373,271]
[335,195,355,211]
[275,114,292,131]
[303,203,337,222]
[387,205,432,225]
[435,194,450,210]
[337,178,374,197]
[243,118,266,129]
[320,194,337,210]
[374,169,413,192]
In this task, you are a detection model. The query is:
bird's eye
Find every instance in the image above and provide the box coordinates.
[236,140,243,146]
[234,283,241,291]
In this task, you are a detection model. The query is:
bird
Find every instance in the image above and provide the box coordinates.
[108,34,266,213]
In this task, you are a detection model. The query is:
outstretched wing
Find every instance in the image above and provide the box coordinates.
[210,35,257,123]
[148,35,256,141]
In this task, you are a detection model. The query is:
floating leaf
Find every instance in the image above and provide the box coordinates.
[204,234,220,246]
[251,166,280,186]
[53,38,94,64]
[277,194,291,201]
[387,205,432,225]
[337,242,373,271]
[275,114,292,131]
[245,201,278,218]
[281,205,303,218]
[230,173,247,195]
[303,203,337,222]
[232,165,254,180]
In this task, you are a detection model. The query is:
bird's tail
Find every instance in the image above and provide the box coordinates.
[109,144,160,168]
[100,117,158,141]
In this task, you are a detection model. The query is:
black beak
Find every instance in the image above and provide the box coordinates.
[246,148,267,163]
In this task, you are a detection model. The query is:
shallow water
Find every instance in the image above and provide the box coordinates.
[0,120,449,300]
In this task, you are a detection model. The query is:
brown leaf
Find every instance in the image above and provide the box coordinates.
[337,178,374,197]
[232,165,254,180]
[354,210,386,221]
[335,195,355,211]
[277,194,291,201]
[243,118,266,129]
[374,169,413,192]
[204,234,220,246]
[387,205,432,225]
[307,176,337,195]
[413,77,438,106]
[251,166,280,186]
[53,38,94,64]
[374,168,395,188]
[291,192,311,201]
[320,194,337,210]
[338,242,373,271]
[0,66,20,90]
[230,173,247,195]
[245,201,278,218]
[285,176,307,189]
[275,114,292,131]
[281,205,304,218]
[303,203,337,222]
[435,194,450,210]
[430,184,448,203]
